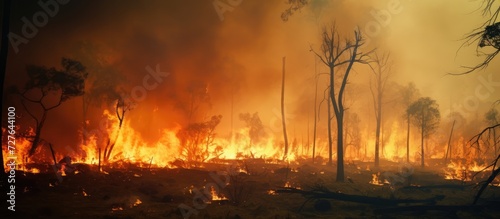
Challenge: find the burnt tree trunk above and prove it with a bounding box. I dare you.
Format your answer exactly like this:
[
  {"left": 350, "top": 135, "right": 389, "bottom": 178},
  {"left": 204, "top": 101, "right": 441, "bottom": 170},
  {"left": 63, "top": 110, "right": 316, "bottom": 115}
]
[{"left": 281, "top": 57, "right": 289, "bottom": 160}]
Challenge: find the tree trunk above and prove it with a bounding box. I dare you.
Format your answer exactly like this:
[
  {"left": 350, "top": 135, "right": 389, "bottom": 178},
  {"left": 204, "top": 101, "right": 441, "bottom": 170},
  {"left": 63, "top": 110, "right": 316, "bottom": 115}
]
[
  {"left": 374, "top": 68, "right": 383, "bottom": 167},
  {"left": 312, "top": 73, "right": 318, "bottom": 164},
  {"left": 336, "top": 112, "right": 345, "bottom": 181},
  {"left": 281, "top": 57, "right": 289, "bottom": 160},
  {"left": 406, "top": 114, "right": 410, "bottom": 162},
  {"left": 327, "top": 92, "right": 333, "bottom": 166},
  {"left": 420, "top": 122, "right": 425, "bottom": 168},
  {"left": 29, "top": 111, "right": 48, "bottom": 156}
]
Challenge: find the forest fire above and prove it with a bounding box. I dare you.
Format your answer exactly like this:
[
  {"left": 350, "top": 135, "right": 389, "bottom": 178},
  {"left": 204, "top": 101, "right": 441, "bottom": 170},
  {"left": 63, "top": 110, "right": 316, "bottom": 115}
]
[{"left": 2, "top": 0, "right": 500, "bottom": 218}]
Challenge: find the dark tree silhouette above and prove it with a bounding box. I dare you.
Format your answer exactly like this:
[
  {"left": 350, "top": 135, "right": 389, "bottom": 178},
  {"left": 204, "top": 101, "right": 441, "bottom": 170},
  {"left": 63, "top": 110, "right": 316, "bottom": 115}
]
[
  {"left": 485, "top": 107, "right": 499, "bottom": 156},
  {"left": 281, "top": 0, "right": 310, "bottom": 21},
  {"left": 401, "top": 82, "right": 420, "bottom": 162},
  {"left": 458, "top": 0, "right": 500, "bottom": 74},
  {"left": 407, "top": 97, "right": 440, "bottom": 168},
  {"left": 369, "top": 52, "right": 392, "bottom": 167},
  {"left": 311, "top": 24, "right": 372, "bottom": 182},
  {"left": 14, "top": 58, "right": 88, "bottom": 156}
]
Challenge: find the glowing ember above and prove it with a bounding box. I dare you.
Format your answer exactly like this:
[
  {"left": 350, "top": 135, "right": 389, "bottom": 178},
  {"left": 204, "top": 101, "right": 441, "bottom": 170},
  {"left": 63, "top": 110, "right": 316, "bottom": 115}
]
[
  {"left": 370, "top": 172, "right": 384, "bottom": 186},
  {"left": 133, "top": 198, "right": 142, "bottom": 207}
]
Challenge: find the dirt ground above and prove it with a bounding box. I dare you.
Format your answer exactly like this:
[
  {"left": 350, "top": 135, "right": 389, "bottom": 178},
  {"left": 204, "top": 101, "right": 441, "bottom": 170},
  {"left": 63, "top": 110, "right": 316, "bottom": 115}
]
[{"left": 2, "top": 159, "right": 500, "bottom": 219}]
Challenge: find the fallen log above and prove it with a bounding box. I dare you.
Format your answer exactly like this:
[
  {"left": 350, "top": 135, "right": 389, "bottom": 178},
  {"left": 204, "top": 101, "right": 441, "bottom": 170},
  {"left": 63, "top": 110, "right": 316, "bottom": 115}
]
[
  {"left": 275, "top": 187, "right": 444, "bottom": 206},
  {"left": 398, "top": 184, "right": 469, "bottom": 191},
  {"left": 373, "top": 204, "right": 485, "bottom": 215}
]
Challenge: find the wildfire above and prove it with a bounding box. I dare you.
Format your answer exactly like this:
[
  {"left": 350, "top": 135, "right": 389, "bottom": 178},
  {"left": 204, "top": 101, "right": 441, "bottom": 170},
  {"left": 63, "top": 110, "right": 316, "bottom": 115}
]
[{"left": 444, "top": 161, "right": 487, "bottom": 181}]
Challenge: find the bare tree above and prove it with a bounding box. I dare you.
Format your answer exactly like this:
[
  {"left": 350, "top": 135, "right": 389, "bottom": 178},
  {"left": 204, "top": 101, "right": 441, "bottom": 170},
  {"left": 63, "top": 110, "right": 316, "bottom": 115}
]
[
  {"left": 103, "top": 97, "right": 133, "bottom": 163},
  {"left": 311, "top": 24, "right": 372, "bottom": 182},
  {"left": 407, "top": 97, "right": 440, "bottom": 168},
  {"left": 369, "top": 52, "right": 392, "bottom": 167}
]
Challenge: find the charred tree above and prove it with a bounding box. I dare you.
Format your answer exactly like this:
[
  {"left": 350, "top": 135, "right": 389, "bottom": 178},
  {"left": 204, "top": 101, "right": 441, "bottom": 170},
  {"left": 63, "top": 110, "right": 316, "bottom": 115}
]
[
  {"left": 369, "top": 52, "right": 392, "bottom": 167},
  {"left": 103, "top": 98, "right": 130, "bottom": 162},
  {"left": 311, "top": 24, "right": 372, "bottom": 182},
  {"left": 281, "top": 57, "right": 289, "bottom": 160}
]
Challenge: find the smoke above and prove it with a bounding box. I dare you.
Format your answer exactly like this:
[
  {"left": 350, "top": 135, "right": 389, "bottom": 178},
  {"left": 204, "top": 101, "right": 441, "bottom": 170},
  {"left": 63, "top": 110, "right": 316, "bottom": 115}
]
[{"left": 3, "top": 0, "right": 499, "bottom": 153}]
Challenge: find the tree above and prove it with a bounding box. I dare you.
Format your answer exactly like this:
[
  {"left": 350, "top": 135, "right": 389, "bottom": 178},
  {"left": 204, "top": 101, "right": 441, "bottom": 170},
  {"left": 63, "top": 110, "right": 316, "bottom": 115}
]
[
  {"left": 176, "top": 115, "right": 222, "bottom": 165},
  {"left": 102, "top": 97, "right": 133, "bottom": 163},
  {"left": 485, "top": 107, "right": 499, "bottom": 156},
  {"left": 407, "top": 97, "right": 440, "bottom": 168},
  {"left": 369, "top": 52, "right": 392, "bottom": 167},
  {"left": 459, "top": 0, "right": 500, "bottom": 74},
  {"left": 401, "top": 82, "right": 420, "bottom": 162},
  {"left": 16, "top": 58, "right": 88, "bottom": 156},
  {"left": 281, "top": 0, "right": 310, "bottom": 21},
  {"left": 311, "top": 24, "right": 372, "bottom": 182},
  {"left": 239, "top": 112, "right": 267, "bottom": 147}
]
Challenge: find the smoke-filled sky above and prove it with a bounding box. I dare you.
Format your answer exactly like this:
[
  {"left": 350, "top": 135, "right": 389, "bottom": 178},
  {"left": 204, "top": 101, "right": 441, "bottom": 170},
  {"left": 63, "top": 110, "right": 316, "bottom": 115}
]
[{"left": 2, "top": 0, "right": 499, "bottom": 150}]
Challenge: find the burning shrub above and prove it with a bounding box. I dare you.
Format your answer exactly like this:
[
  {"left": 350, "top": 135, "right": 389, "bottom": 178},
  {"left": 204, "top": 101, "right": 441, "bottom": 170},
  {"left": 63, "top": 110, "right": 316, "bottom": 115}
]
[{"left": 176, "top": 115, "right": 222, "bottom": 165}]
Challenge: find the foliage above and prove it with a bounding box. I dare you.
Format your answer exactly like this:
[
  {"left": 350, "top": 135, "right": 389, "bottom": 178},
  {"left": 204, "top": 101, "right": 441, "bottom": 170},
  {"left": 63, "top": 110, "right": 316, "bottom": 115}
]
[
  {"left": 17, "top": 58, "right": 88, "bottom": 156},
  {"left": 239, "top": 112, "right": 267, "bottom": 146},
  {"left": 176, "top": 115, "right": 222, "bottom": 164},
  {"left": 407, "top": 97, "right": 440, "bottom": 137}
]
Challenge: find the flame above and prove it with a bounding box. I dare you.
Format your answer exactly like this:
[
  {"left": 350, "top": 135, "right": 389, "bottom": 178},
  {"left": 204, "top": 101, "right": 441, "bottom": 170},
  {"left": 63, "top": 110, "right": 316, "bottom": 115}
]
[
  {"left": 444, "top": 160, "right": 487, "bottom": 181},
  {"left": 210, "top": 186, "right": 227, "bottom": 201},
  {"left": 370, "top": 172, "right": 384, "bottom": 186},
  {"left": 133, "top": 198, "right": 142, "bottom": 207}
]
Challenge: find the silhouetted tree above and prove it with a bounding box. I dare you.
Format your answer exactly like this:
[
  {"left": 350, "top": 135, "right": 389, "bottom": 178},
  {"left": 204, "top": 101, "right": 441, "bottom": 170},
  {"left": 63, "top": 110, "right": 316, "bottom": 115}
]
[
  {"left": 311, "top": 24, "right": 372, "bottom": 182},
  {"left": 369, "top": 52, "right": 392, "bottom": 167},
  {"left": 459, "top": 0, "right": 500, "bottom": 74},
  {"left": 407, "top": 97, "right": 440, "bottom": 168},
  {"left": 485, "top": 107, "right": 499, "bottom": 156},
  {"left": 401, "top": 82, "right": 420, "bottom": 162},
  {"left": 15, "top": 58, "right": 88, "bottom": 156}
]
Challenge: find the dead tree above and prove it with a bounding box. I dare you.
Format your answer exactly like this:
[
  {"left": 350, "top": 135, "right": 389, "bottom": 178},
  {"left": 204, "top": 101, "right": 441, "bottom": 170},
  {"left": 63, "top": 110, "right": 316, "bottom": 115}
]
[
  {"left": 311, "top": 24, "right": 372, "bottom": 182},
  {"left": 103, "top": 98, "right": 131, "bottom": 162},
  {"left": 369, "top": 52, "right": 392, "bottom": 167},
  {"left": 469, "top": 124, "right": 500, "bottom": 204},
  {"left": 281, "top": 57, "right": 289, "bottom": 160}
]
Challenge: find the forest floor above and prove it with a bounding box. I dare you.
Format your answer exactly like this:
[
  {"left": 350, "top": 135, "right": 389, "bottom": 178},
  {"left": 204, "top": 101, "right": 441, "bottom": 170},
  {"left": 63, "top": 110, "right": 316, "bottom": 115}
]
[{"left": 2, "top": 159, "right": 500, "bottom": 219}]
